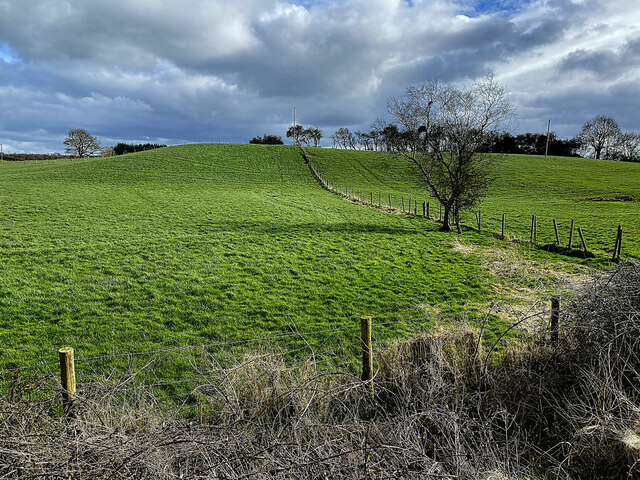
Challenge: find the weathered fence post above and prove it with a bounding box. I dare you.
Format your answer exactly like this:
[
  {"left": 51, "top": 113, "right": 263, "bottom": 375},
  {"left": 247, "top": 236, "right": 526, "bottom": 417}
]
[
  {"left": 388, "top": 194, "right": 391, "bottom": 209},
  {"left": 423, "top": 201, "right": 426, "bottom": 217},
  {"left": 370, "top": 192, "right": 373, "bottom": 205},
  {"left": 578, "top": 228, "right": 588, "bottom": 255},
  {"left": 360, "top": 317, "right": 373, "bottom": 382},
  {"left": 553, "top": 219, "right": 560, "bottom": 245},
  {"left": 530, "top": 215, "right": 535, "bottom": 242},
  {"left": 501, "top": 213, "right": 505, "bottom": 239},
  {"left": 477, "top": 210, "right": 482, "bottom": 231},
  {"left": 550, "top": 297, "right": 560, "bottom": 343},
  {"left": 427, "top": 201, "right": 430, "bottom": 219},
  {"left": 402, "top": 196, "right": 405, "bottom": 213},
  {"left": 568, "top": 220, "right": 574, "bottom": 249},
  {"left": 612, "top": 225, "right": 622, "bottom": 261},
  {"left": 414, "top": 202, "right": 417, "bottom": 215},
  {"left": 59, "top": 347, "right": 77, "bottom": 418}
]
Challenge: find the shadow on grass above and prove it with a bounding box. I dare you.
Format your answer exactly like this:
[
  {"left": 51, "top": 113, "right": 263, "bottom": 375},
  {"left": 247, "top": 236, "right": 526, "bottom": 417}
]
[
  {"left": 194, "top": 220, "right": 447, "bottom": 236},
  {"left": 540, "top": 243, "right": 597, "bottom": 258}
]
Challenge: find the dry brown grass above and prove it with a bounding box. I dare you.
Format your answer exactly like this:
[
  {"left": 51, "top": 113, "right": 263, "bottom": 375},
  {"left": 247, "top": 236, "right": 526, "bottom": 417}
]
[{"left": 0, "top": 261, "right": 638, "bottom": 479}]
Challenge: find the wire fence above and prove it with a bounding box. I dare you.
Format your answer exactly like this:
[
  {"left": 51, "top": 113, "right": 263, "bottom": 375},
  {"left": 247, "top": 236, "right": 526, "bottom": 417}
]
[
  {"left": 300, "top": 147, "right": 630, "bottom": 261},
  {"left": 0, "top": 297, "right": 572, "bottom": 413}
]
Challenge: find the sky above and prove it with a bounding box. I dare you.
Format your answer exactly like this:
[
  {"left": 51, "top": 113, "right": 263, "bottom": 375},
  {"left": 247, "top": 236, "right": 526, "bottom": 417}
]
[{"left": 1, "top": 0, "right": 639, "bottom": 153}]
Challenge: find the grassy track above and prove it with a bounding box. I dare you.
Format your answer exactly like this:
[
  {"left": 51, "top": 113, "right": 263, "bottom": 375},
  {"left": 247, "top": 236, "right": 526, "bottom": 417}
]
[
  {"left": 305, "top": 148, "right": 640, "bottom": 259},
  {"left": 1, "top": 145, "right": 491, "bottom": 370}
]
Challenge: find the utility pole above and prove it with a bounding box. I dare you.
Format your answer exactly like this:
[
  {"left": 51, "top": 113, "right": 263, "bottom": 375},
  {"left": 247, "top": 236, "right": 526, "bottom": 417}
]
[
  {"left": 545, "top": 119, "right": 551, "bottom": 159},
  {"left": 293, "top": 107, "right": 297, "bottom": 146}
]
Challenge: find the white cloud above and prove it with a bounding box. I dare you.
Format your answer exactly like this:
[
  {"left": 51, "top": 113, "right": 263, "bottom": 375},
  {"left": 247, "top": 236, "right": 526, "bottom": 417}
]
[{"left": 0, "top": 0, "right": 639, "bottom": 150}]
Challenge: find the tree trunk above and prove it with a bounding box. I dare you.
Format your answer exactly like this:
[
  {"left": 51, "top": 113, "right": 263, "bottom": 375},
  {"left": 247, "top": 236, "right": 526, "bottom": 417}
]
[
  {"left": 455, "top": 214, "right": 462, "bottom": 234},
  {"left": 440, "top": 205, "right": 452, "bottom": 232}
]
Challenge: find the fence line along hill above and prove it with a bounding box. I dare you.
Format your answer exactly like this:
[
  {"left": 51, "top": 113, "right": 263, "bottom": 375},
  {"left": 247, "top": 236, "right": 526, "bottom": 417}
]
[{"left": 305, "top": 147, "right": 640, "bottom": 258}]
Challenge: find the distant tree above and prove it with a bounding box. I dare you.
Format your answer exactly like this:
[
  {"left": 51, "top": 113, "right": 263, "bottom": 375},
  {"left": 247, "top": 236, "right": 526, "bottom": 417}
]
[
  {"left": 578, "top": 115, "right": 621, "bottom": 159},
  {"left": 249, "top": 134, "right": 283, "bottom": 145},
  {"left": 355, "top": 130, "right": 373, "bottom": 150},
  {"left": 299, "top": 128, "right": 312, "bottom": 147},
  {"left": 286, "top": 125, "right": 303, "bottom": 145},
  {"left": 330, "top": 132, "right": 338, "bottom": 148},
  {"left": 480, "top": 131, "right": 581, "bottom": 157},
  {"left": 334, "top": 127, "right": 355, "bottom": 149},
  {"left": 613, "top": 132, "right": 640, "bottom": 162},
  {"left": 386, "top": 74, "right": 513, "bottom": 232},
  {"left": 380, "top": 124, "right": 402, "bottom": 152},
  {"left": 63, "top": 129, "right": 101, "bottom": 158},
  {"left": 113, "top": 143, "right": 167, "bottom": 155},
  {"left": 307, "top": 127, "right": 323, "bottom": 147},
  {"left": 262, "top": 134, "right": 284, "bottom": 145},
  {"left": 101, "top": 146, "right": 116, "bottom": 157}
]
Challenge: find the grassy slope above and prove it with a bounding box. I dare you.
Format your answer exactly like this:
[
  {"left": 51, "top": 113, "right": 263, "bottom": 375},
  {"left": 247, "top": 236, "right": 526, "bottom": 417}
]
[
  {"left": 305, "top": 148, "right": 640, "bottom": 259},
  {"left": 0, "top": 145, "right": 490, "bottom": 369}
]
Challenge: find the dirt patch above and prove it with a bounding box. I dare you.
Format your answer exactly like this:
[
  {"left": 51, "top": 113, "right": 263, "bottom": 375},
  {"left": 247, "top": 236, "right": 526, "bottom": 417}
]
[{"left": 450, "top": 238, "right": 592, "bottom": 326}]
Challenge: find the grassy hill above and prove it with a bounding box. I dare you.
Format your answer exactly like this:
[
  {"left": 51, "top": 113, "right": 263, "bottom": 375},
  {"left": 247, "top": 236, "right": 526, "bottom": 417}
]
[
  {"left": 2, "top": 145, "right": 639, "bottom": 478},
  {"left": 305, "top": 148, "right": 640, "bottom": 258},
  {"left": 1, "top": 144, "right": 638, "bottom": 375},
  {"left": 1, "top": 144, "right": 492, "bottom": 370}
]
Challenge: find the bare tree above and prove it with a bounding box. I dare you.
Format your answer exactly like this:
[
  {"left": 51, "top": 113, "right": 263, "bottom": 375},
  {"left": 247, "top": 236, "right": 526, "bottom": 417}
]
[
  {"left": 63, "top": 129, "right": 101, "bottom": 158},
  {"left": 334, "top": 127, "right": 355, "bottom": 149},
  {"left": 310, "top": 127, "right": 323, "bottom": 147},
  {"left": 613, "top": 132, "right": 640, "bottom": 162},
  {"left": 101, "top": 146, "right": 116, "bottom": 157},
  {"left": 387, "top": 74, "right": 513, "bottom": 232},
  {"left": 578, "top": 115, "right": 621, "bottom": 160}
]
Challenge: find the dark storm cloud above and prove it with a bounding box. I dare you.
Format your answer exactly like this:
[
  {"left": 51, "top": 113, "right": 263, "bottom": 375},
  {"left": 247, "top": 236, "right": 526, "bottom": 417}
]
[
  {"left": 560, "top": 38, "right": 640, "bottom": 79},
  {"left": 0, "top": 0, "right": 638, "bottom": 152}
]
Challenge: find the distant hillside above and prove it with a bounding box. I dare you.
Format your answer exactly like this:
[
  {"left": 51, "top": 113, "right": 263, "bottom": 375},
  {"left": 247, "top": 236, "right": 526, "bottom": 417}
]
[{"left": 306, "top": 148, "right": 640, "bottom": 258}]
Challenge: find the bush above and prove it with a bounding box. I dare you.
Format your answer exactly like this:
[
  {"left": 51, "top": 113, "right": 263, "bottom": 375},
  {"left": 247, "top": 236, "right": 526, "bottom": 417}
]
[
  {"left": 113, "top": 143, "right": 167, "bottom": 155},
  {"left": 249, "top": 134, "right": 283, "bottom": 145}
]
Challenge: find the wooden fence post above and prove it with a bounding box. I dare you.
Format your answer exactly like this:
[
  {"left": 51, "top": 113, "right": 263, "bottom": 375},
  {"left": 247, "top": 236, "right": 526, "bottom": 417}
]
[
  {"left": 379, "top": 192, "right": 381, "bottom": 207},
  {"left": 612, "top": 225, "right": 622, "bottom": 261},
  {"left": 414, "top": 202, "right": 417, "bottom": 215},
  {"left": 550, "top": 297, "right": 560, "bottom": 343},
  {"left": 501, "top": 213, "right": 505, "bottom": 239},
  {"left": 422, "top": 202, "right": 426, "bottom": 217},
  {"left": 530, "top": 215, "right": 535, "bottom": 242},
  {"left": 59, "top": 347, "right": 77, "bottom": 418},
  {"left": 427, "top": 201, "right": 430, "bottom": 219},
  {"left": 388, "top": 194, "right": 391, "bottom": 208},
  {"left": 360, "top": 317, "right": 373, "bottom": 382},
  {"left": 553, "top": 219, "right": 560, "bottom": 245},
  {"left": 477, "top": 210, "right": 482, "bottom": 231},
  {"left": 568, "top": 220, "right": 574, "bottom": 248},
  {"left": 370, "top": 192, "right": 373, "bottom": 205},
  {"left": 578, "top": 228, "right": 588, "bottom": 255},
  {"left": 402, "top": 196, "right": 405, "bottom": 213}
]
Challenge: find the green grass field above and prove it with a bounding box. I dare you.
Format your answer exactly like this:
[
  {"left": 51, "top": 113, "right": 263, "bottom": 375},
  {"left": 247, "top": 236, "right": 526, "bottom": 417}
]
[
  {"left": 0, "top": 145, "right": 492, "bottom": 371},
  {"left": 1, "top": 144, "right": 638, "bottom": 379},
  {"left": 305, "top": 148, "right": 640, "bottom": 258}
]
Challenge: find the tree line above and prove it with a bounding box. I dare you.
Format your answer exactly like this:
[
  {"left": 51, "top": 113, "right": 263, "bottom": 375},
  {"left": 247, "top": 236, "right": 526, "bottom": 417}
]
[{"left": 329, "top": 115, "right": 640, "bottom": 162}]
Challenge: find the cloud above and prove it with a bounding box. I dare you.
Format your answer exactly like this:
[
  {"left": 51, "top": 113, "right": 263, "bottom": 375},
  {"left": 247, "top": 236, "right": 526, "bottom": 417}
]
[{"left": 0, "top": 0, "right": 639, "bottom": 151}]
